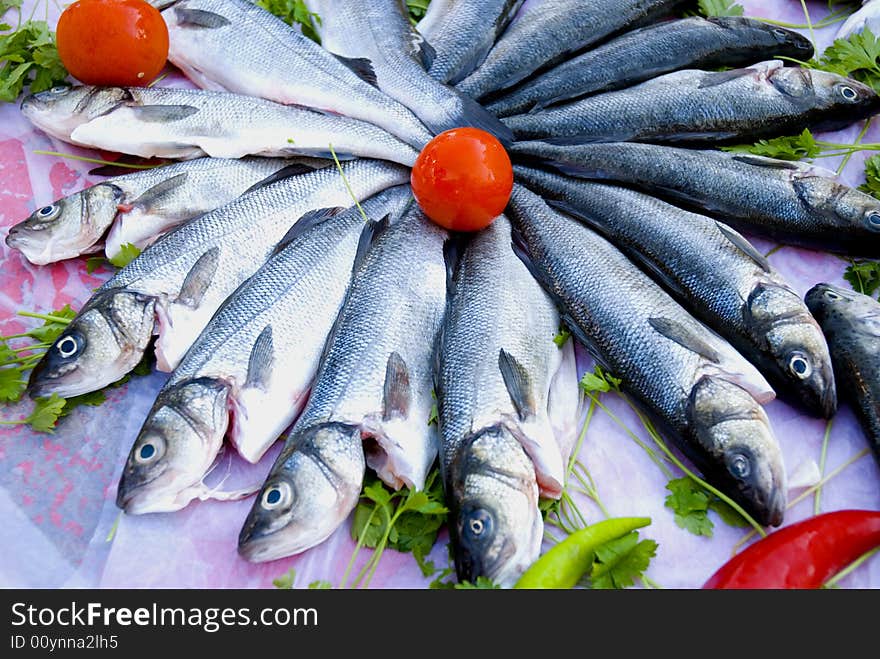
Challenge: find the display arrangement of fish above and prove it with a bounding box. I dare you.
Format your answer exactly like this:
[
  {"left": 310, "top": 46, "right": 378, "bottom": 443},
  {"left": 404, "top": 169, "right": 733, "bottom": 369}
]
[{"left": 7, "top": 0, "right": 880, "bottom": 589}]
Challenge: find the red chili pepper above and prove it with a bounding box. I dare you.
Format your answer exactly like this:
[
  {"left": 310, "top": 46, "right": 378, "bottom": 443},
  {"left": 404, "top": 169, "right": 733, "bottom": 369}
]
[{"left": 703, "top": 509, "right": 880, "bottom": 589}]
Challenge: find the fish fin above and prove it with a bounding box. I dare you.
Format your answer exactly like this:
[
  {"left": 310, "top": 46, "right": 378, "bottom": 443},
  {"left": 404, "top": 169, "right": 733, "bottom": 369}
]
[
  {"left": 417, "top": 38, "right": 437, "bottom": 71},
  {"left": 428, "top": 92, "right": 515, "bottom": 146},
  {"left": 382, "top": 351, "right": 412, "bottom": 421},
  {"left": 130, "top": 105, "right": 201, "bottom": 123},
  {"left": 241, "top": 163, "right": 318, "bottom": 195},
  {"left": 245, "top": 325, "right": 274, "bottom": 391},
  {"left": 351, "top": 213, "right": 391, "bottom": 276},
  {"left": 648, "top": 317, "right": 722, "bottom": 363},
  {"left": 178, "top": 247, "right": 220, "bottom": 308},
  {"left": 730, "top": 154, "right": 800, "bottom": 170},
  {"left": 269, "top": 206, "right": 345, "bottom": 258},
  {"left": 129, "top": 172, "right": 189, "bottom": 214},
  {"left": 498, "top": 349, "right": 537, "bottom": 421},
  {"left": 334, "top": 55, "right": 379, "bottom": 87},
  {"left": 173, "top": 7, "right": 232, "bottom": 28},
  {"left": 292, "top": 149, "right": 357, "bottom": 161},
  {"left": 716, "top": 222, "right": 771, "bottom": 272},
  {"left": 542, "top": 135, "right": 626, "bottom": 146},
  {"left": 697, "top": 68, "right": 753, "bottom": 89},
  {"left": 443, "top": 232, "right": 465, "bottom": 292}
]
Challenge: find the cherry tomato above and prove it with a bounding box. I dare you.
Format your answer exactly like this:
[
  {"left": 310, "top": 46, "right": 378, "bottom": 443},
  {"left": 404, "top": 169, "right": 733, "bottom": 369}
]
[
  {"left": 56, "top": 0, "right": 169, "bottom": 87},
  {"left": 410, "top": 127, "right": 513, "bottom": 232}
]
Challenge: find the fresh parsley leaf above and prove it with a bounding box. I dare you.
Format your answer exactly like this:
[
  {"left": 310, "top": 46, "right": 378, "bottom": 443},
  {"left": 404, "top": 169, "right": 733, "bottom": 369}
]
[
  {"left": 721, "top": 129, "right": 821, "bottom": 161},
  {"left": 0, "top": 19, "right": 68, "bottom": 103},
  {"left": 272, "top": 567, "right": 297, "bottom": 589},
  {"left": 665, "top": 477, "right": 714, "bottom": 536},
  {"left": 26, "top": 393, "right": 66, "bottom": 433},
  {"left": 23, "top": 304, "right": 75, "bottom": 343},
  {"left": 428, "top": 565, "right": 456, "bottom": 589},
  {"left": 860, "top": 154, "right": 880, "bottom": 199},
  {"left": 844, "top": 259, "right": 880, "bottom": 298},
  {"left": 578, "top": 365, "right": 622, "bottom": 394},
  {"left": 707, "top": 498, "right": 750, "bottom": 528},
  {"left": 413, "top": 548, "right": 437, "bottom": 578},
  {"left": 108, "top": 243, "right": 141, "bottom": 269},
  {"left": 695, "top": 0, "right": 744, "bottom": 17},
  {"left": 85, "top": 256, "right": 109, "bottom": 274},
  {"left": 427, "top": 389, "right": 438, "bottom": 427},
  {"left": 308, "top": 580, "right": 332, "bottom": 589},
  {"left": 589, "top": 531, "right": 658, "bottom": 590},
  {"left": 816, "top": 26, "right": 880, "bottom": 92},
  {"left": 407, "top": 0, "right": 431, "bottom": 21},
  {"left": 59, "top": 390, "right": 107, "bottom": 418},
  {"left": 454, "top": 576, "right": 500, "bottom": 589},
  {"left": 553, "top": 326, "right": 571, "bottom": 348},
  {"left": 0, "top": 366, "right": 26, "bottom": 402},
  {"left": 257, "top": 0, "right": 322, "bottom": 43}
]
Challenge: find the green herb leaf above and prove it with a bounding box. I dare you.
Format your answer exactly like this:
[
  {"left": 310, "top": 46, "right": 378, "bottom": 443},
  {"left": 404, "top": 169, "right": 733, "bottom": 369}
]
[
  {"left": 26, "top": 393, "right": 66, "bottom": 433},
  {"left": 665, "top": 477, "right": 714, "bottom": 536},
  {"left": 553, "top": 326, "right": 571, "bottom": 348},
  {"left": 844, "top": 259, "right": 880, "bottom": 298},
  {"left": 589, "top": 532, "right": 658, "bottom": 589},
  {"left": 23, "top": 304, "right": 76, "bottom": 343},
  {"left": 816, "top": 26, "right": 880, "bottom": 92},
  {"left": 406, "top": 0, "right": 431, "bottom": 21},
  {"left": 454, "top": 576, "right": 500, "bottom": 589},
  {"left": 308, "top": 580, "right": 332, "bottom": 589},
  {"left": 578, "top": 365, "right": 622, "bottom": 394},
  {"left": 0, "top": 19, "right": 68, "bottom": 103},
  {"left": 859, "top": 154, "right": 880, "bottom": 198},
  {"left": 427, "top": 389, "right": 438, "bottom": 427},
  {"left": 721, "top": 129, "right": 821, "bottom": 161},
  {"left": 272, "top": 567, "right": 297, "bottom": 589},
  {"left": 696, "top": 0, "right": 744, "bottom": 17},
  {"left": 257, "top": 0, "right": 322, "bottom": 43},
  {"left": 85, "top": 256, "right": 109, "bottom": 274},
  {"left": 0, "top": 366, "right": 26, "bottom": 402},
  {"left": 108, "top": 243, "right": 141, "bottom": 269},
  {"left": 707, "top": 498, "right": 751, "bottom": 528},
  {"left": 59, "top": 390, "right": 107, "bottom": 418}
]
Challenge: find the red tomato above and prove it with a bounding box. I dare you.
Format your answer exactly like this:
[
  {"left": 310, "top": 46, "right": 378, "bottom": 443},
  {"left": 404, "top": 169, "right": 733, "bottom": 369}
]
[
  {"left": 56, "top": 0, "right": 169, "bottom": 87},
  {"left": 410, "top": 128, "right": 513, "bottom": 232}
]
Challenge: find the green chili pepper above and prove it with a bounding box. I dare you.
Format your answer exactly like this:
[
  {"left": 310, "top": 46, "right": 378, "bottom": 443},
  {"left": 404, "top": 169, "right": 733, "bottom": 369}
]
[{"left": 514, "top": 516, "right": 652, "bottom": 589}]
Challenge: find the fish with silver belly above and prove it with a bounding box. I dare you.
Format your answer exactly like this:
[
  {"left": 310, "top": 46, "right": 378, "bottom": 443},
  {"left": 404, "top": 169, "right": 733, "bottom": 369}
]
[
  {"left": 307, "top": 0, "right": 512, "bottom": 143},
  {"left": 486, "top": 16, "right": 813, "bottom": 117},
  {"left": 511, "top": 141, "right": 880, "bottom": 256},
  {"left": 507, "top": 184, "right": 787, "bottom": 527},
  {"left": 515, "top": 166, "right": 836, "bottom": 419},
  {"left": 456, "top": 0, "right": 686, "bottom": 100},
  {"left": 414, "top": 0, "right": 523, "bottom": 84},
  {"left": 435, "top": 215, "right": 580, "bottom": 586},
  {"left": 806, "top": 283, "right": 880, "bottom": 469},
  {"left": 26, "top": 160, "right": 409, "bottom": 400},
  {"left": 238, "top": 204, "right": 448, "bottom": 563},
  {"left": 20, "top": 85, "right": 420, "bottom": 166},
  {"left": 502, "top": 61, "right": 880, "bottom": 145},
  {"left": 6, "top": 156, "right": 325, "bottom": 265},
  {"left": 161, "top": 0, "right": 432, "bottom": 148},
  {"left": 116, "top": 188, "right": 411, "bottom": 515}
]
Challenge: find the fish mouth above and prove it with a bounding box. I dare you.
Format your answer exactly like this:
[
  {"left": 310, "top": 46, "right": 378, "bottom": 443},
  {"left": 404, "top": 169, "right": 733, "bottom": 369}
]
[
  {"left": 237, "top": 524, "right": 319, "bottom": 564},
  {"left": 26, "top": 359, "right": 81, "bottom": 399}
]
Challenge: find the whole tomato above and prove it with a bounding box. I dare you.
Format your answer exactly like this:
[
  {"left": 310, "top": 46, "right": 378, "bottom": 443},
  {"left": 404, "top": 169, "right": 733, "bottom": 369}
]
[{"left": 56, "top": 0, "right": 169, "bottom": 87}]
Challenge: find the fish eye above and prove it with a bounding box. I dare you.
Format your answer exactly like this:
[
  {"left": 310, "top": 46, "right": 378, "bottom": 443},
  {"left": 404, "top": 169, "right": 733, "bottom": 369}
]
[
  {"left": 260, "top": 482, "right": 291, "bottom": 511},
  {"left": 56, "top": 335, "right": 81, "bottom": 359},
  {"left": 49, "top": 85, "right": 69, "bottom": 95},
  {"left": 134, "top": 437, "right": 164, "bottom": 464},
  {"left": 728, "top": 453, "right": 751, "bottom": 480},
  {"left": 866, "top": 211, "right": 880, "bottom": 229},
  {"left": 839, "top": 85, "right": 859, "bottom": 101},
  {"left": 824, "top": 290, "right": 841, "bottom": 301},
  {"left": 462, "top": 508, "right": 493, "bottom": 542},
  {"left": 772, "top": 28, "right": 788, "bottom": 39},
  {"left": 36, "top": 205, "right": 60, "bottom": 220},
  {"left": 788, "top": 353, "right": 812, "bottom": 379}
]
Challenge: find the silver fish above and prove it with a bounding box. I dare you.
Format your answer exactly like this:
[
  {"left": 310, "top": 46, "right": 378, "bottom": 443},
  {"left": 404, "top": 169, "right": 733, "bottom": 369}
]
[
  {"left": 486, "top": 17, "right": 814, "bottom": 117},
  {"left": 515, "top": 166, "right": 836, "bottom": 418},
  {"left": 503, "top": 61, "right": 880, "bottom": 145},
  {"left": 511, "top": 140, "right": 880, "bottom": 256},
  {"left": 239, "top": 203, "right": 449, "bottom": 563},
  {"left": 161, "top": 0, "right": 433, "bottom": 148},
  {"left": 115, "top": 188, "right": 411, "bottom": 514},
  {"left": 310, "top": 0, "right": 513, "bottom": 143},
  {"left": 805, "top": 283, "right": 880, "bottom": 468},
  {"left": 415, "top": 0, "right": 523, "bottom": 84},
  {"left": 507, "top": 184, "right": 787, "bottom": 527},
  {"left": 27, "top": 160, "right": 409, "bottom": 399},
  {"left": 456, "top": 0, "right": 685, "bottom": 100},
  {"left": 5, "top": 156, "right": 323, "bottom": 265},
  {"left": 436, "top": 215, "right": 580, "bottom": 586},
  {"left": 20, "top": 85, "right": 420, "bottom": 166}
]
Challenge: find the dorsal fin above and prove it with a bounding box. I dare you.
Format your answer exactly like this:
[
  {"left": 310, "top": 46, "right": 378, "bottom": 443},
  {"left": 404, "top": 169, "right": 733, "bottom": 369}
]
[
  {"left": 269, "top": 207, "right": 345, "bottom": 258},
  {"left": 715, "top": 222, "right": 770, "bottom": 272},
  {"left": 648, "top": 317, "right": 722, "bottom": 363},
  {"left": 498, "top": 349, "right": 536, "bottom": 421},
  {"left": 334, "top": 55, "right": 379, "bottom": 87},
  {"left": 130, "top": 173, "right": 189, "bottom": 214},
  {"left": 417, "top": 38, "right": 437, "bottom": 71},
  {"left": 351, "top": 213, "right": 391, "bottom": 277},
  {"left": 178, "top": 247, "right": 220, "bottom": 308},
  {"left": 382, "top": 352, "right": 412, "bottom": 421},
  {"left": 730, "top": 154, "right": 800, "bottom": 170},
  {"left": 245, "top": 325, "right": 274, "bottom": 390},
  {"left": 173, "top": 7, "right": 232, "bottom": 29},
  {"left": 241, "top": 163, "right": 316, "bottom": 196},
  {"left": 130, "top": 105, "right": 200, "bottom": 122},
  {"left": 697, "top": 68, "right": 752, "bottom": 89}
]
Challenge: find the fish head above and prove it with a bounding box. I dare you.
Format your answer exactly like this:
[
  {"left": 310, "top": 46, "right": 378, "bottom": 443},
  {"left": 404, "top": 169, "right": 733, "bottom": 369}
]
[
  {"left": 746, "top": 283, "right": 837, "bottom": 417},
  {"left": 27, "top": 289, "right": 156, "bottom": 399},
  {"left": 791, "top": 174, "right": 880, "bottom": 240},
  {"left": 772, "top": 68, "right": 880, "bottom": 120},
  {"left": 687, "top": 376, "right": 787, "bottom": 527},
  {"left": 712, "top": 17, "right": 814, "bottom": 58},
  {"left": 21, "top": 85, "right": 133, "bottom": 141},
  {"left": 806, "top": 282, "right": 879, "bottom": 327},
  {"left": 448, "top": 424, "right": 543, "bottom": 588},
  {"left": 116, "top": 377, "right": 231, "bottom": 514},
  {"left": 238, "top": 422, "right": 366, "bottom": 563},
  {"left": 5, "top": 184, "right": 124, "bottom": 265}
]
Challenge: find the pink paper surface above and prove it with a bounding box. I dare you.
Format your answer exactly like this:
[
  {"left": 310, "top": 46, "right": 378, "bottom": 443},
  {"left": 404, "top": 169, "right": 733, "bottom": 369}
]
[{"left": 1, "top": 0, "right": 878, "bottom": 590}]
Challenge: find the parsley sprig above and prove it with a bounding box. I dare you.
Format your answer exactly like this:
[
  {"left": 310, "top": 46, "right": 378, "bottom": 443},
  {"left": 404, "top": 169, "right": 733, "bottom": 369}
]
[{"left": 0, "top": 1, "right": 68, "bottom": 103}]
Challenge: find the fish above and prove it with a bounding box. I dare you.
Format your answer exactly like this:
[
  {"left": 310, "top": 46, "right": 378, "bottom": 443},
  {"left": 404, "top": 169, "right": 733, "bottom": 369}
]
[
  {"left": 805, "top": 283, "right": 880, "bottom": 468},
  {"left": 836, "top": 0, "right": 880, "bottom": 40},
  {"left": 502, "top": 60, "right": 880, "bottom": 145},
  {"left": 515, "top": 166, "right": 837, "bottom": 418},
  {"left": 161, "top": 0, "right": 433, "bottom": 149},
  {"left": 5, "top": 156, "right": 325, "bottom": 265},
  {"left": 27, "top": 159, "right": 409, "bottom": 399},
  {"left": 435, "top": 215, "right": 580, "bottom": 586},
  {"left": 308, "top": 0, "right": 513, "bottom": 143},
  {"left": 20, "top": 85, "right": 420, "bottom": 166},
  {"left": 415, "top": 0, "right": 523, "bottom": 84},
  {"left": 486, "top": 16, "right": 814, "bottom": 117},
  {"left": 507, "top": 184, "right": 787, "bottom": 527},
  {"left": 456, "top": 0, "right": 686, "bottom": 100},
  {"left": 238, "top": 203, "right": 449, "bottom": 563},
  {"left": 115, "top": 188, "right": 411, "bottom": 515},
  {"left": 511, "top": 140, "right": 880, "bottom": 256}
]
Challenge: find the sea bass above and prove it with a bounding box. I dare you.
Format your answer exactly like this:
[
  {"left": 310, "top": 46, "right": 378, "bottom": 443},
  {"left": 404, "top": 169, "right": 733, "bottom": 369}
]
[
  {"left": 20, "top": 85, "right": 420, "bottom": 166},
  {"left": 806, "top": 283, "right": 880, "bottom": 468},
  {"left": 502, "top": 61, "right": 880, "bottom": 145},
  {"left": 238, "top": 204, "right": 449, "bottom": 563},
  {"left": 5, "top": 156, "right": 324, "bottom": 265},
  {"left": 27, "top": 159, "right": 409, "bottom": 399},
  {"left": 161, "top": 0, "right": 433, "bottom": 148},
  {"left": 507, "top": 184, "right": 787, "bottom": 527},
  {"left": 511, "top": 140, "right": 880, "bottom": 255},
  {"left": 515, "top": 166, "right": 836, "bottom": 419},
  {"left": 456, "top": 0, "right": 685, "bottom": 100},
  {"left": 307, "top": 0, "right": 512, "bottom": 143},
  {"left": 115, "top": 188, "right": 411, "bottom": 515},
  {"left": 436, "top": 215, "right": 580, "bottom": 586},
  {"left": 486, "top": 17, "right": 813, "bottom": 117}
]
